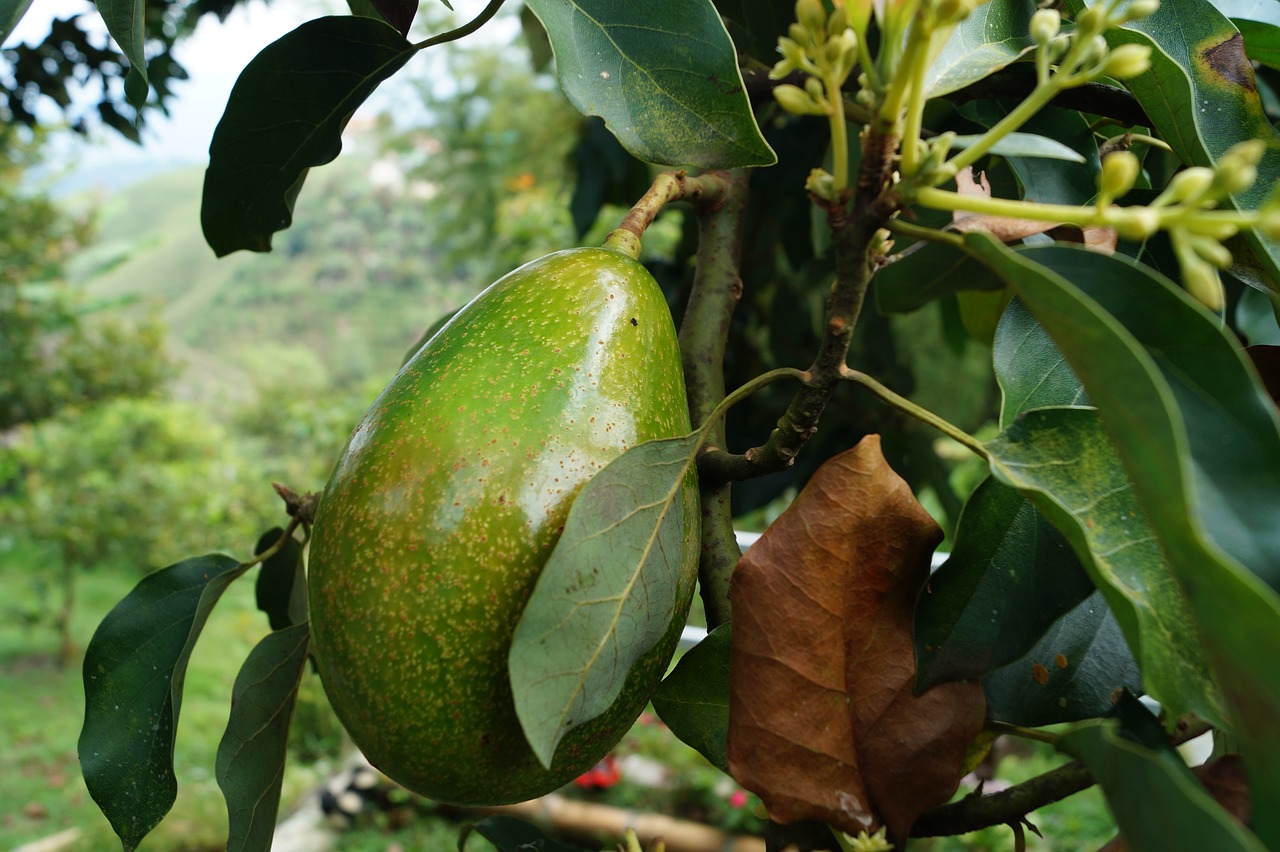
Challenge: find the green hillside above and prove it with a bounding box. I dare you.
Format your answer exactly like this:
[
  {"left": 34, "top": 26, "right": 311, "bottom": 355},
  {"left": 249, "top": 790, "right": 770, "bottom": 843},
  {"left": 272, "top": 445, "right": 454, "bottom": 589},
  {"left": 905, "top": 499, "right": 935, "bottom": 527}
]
[{"left": 68, "top": 153, "right": 479, "bottom": 402}]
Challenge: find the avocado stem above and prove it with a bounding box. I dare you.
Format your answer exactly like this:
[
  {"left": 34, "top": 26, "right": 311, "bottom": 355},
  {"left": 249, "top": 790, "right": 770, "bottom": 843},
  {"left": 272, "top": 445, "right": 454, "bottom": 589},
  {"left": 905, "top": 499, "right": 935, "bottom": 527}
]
[{"left": 606, "top": 172, "right": 732, "bottom": 257}]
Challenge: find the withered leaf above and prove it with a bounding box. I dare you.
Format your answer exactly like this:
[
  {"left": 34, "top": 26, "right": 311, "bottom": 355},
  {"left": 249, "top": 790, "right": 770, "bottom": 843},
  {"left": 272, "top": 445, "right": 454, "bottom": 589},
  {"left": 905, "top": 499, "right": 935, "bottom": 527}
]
[
  {"left": 727, "top": 436, "right": 986, "bottom": 842},
  {"left": 951, "top": 167, "right": 1062, "bottom": 242}
]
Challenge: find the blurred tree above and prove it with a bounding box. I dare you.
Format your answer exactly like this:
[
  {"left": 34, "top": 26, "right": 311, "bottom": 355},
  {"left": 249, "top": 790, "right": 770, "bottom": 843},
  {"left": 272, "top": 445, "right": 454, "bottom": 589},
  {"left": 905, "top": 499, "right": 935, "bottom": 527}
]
[{"left": 0, "top": 124, "right": 172, "bottom": 429}]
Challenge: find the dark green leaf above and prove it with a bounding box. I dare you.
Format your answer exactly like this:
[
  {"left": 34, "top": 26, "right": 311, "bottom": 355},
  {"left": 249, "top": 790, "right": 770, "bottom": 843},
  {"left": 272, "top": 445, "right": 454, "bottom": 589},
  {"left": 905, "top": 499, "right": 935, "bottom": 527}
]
[
  {"left": 924, "top": 0, "right": 1036, "bottom": 97},
  {"left": 1059, "top": 714, "right": 1266, "bottom": 851},
  {"left": 201, "top": 17, "right": 414, "bottom": 256},
  {"left": 368, "top": 0, "right": 415, "bottom": 36},
  {"left": 983, "top": 590, "right": 1140, "bottom": 725},
  {"left": 216, "top": 623, "right": 311, "bottom": 852},
  {"left": 524, "top": 0, "right": 776, "bottom": 168},
  {"left": 969, "top": 234, "right": 1280, "bottom": 847},
  {"left": 0, "top": 0, "right": 34, "bottom": 45},
  {"left": 509, "top": 434, "right": 701, "bottom": 768},
  {"left": 1235, "top": 18, "right": 1280, "bottom": 69},
  {"left": 874, "top": 220, "right": 1001, "bottom": 315},
  {"left": 79, "top": 554, "right": 249, "bottom": 850},
  {"left": 653, "top": 623, "right": 732, "bottom": 774},
  {"left": 712, "top": 0, "right": 793, "bottom": 60},
  {"left": 1064, "top": 0, "right": 1280, "bottom": 289},
  {"left": 915, "top": 477, "right": 1093, "bottom": 690},
  {"left": 993, "top": 298, "right": 1087, "bottom": 428},
  {"left": 458, "top": 815, "right": 589, "bottom": 851},
  {"left": 519, "top": 4, "right": 554, "bottom": 72},
  {"left": 94, "top": 0, "right": 148, "bottom": 106},
  {"left": 254, "top": 528, "right": 307, "bottom": 631}
]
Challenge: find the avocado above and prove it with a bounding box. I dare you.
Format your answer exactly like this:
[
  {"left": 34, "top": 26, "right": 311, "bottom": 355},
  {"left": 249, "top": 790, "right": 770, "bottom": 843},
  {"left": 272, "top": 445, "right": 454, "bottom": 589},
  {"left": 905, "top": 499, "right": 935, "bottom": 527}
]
[{"left": 307, "top": 246, "right": 698, "bottom": 804}]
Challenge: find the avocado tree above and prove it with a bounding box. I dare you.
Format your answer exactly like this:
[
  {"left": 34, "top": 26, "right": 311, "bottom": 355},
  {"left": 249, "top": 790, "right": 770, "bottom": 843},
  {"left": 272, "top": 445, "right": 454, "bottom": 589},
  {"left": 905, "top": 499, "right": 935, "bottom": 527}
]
[{"left": 63, "top": 0, "right": 1280, "bottom": 849}]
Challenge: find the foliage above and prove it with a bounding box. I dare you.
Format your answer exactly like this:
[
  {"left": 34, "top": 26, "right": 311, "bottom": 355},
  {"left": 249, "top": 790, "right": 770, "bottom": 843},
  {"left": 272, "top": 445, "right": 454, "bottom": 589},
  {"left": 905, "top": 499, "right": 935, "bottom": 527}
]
[
  {"left": 0, "top": 126, "right": 172, "bottom": 429},
  {"left": 64, "top": 0, "right": 1280, "bottom": 850}
]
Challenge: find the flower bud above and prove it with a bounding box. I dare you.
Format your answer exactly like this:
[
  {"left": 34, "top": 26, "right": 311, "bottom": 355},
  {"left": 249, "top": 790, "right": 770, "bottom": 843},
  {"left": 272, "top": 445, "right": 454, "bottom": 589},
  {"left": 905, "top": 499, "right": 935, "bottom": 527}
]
[
  {"left": 1166, "top": 166, "right": 1215, "bottom": 204},
  {"left": 789, "top": 22, "right": 810, "bottom": 45},
  {"left": 796, "top": 0, "right": 826, "bottom": 34},
  {"left": 1121, "top": 0, "right": 1160, "bottom": 22},
  {"left": 1100, "top": 43, "right": 1152, "bottom": 79},
  {"left": 1098, "top": 150, "right": 1140, "bottom": 200},
  {"left": 1030, "top": 9, "right": 1061, "bottom": 44},
  {"left": 805, "top": 167, "right": 837, "bottom": 201},
  {"left": 1185, "top": 218, "right": 1240, "bottom": 241},
  {"left": 1214, "top": 139, "right": 1265, "bottom": 194},
  {"left": 1189, "top": 234, "right": 1233, "bottom": 268},
  {"left": 805, "top": 75, "right": 826, "bottom": 100},
  {"left": 1114, "top": 208, "right": 1160, "bottom": 240},
  {"left": 1076, "top": 5, "right": 1108, "bottom": 35},
  {"left": 829, "top": 7, "right": 849, "bottom": 35},
  {"left": 1181, "top": 256, "right": 1225, "bottom": 311},
  {"left": 774, "top": 83, "right": 827, "bottom": 115}
]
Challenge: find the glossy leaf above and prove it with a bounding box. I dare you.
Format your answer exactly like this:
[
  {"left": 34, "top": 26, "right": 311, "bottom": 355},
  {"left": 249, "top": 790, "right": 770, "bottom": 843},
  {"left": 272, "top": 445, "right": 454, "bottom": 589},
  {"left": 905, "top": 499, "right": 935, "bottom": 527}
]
[
  {"left": 950, "top": 131, "right": 1087, "bottom": 164},
  {"left": 994, "top": 298, "right": 1087, "bottom": 428},
  {"left": 458, "top": 815, "right": 589, "bottom": 851},
  {"left": 216, "top": 622, "right": 311, "bottom": 852},
  {"left": 729, "top": 437, "right": 983, "bottom": 841},
  {"left": 94, "top": 0, "right": 148, "bottom": 105},
  {"left": 253, "top": 527, "right": 307, "bottom": 631},
  {"left": 653, "top": 623, "right": 732, "bottom": 773},
  {"left": 924, "top": 0, "right": 1036, "bottom": 97},
  {"left": 524, "top": 0, "right": 776, "bottom": 168},
  {"left": 1060, "top": 714, "right": 1266, "bottom": 851},
  {"left": 969, "top": 234, "right": 1280, "bottom": 846},
  {"left": 201, "top": 17, "right": 414, "bottom": 256},
  {"left": 1066, "top": 0, "right": 1280, "bottom": 287},
  {"left": 79, "top": 554, "right": 249, "bottom": 850},
  {"left": 958, "top": 104, "right": 1100, "bottom": 205},
  {"left": 509, "top": 433, "right": 700, "bottom": 769},
  {"left": 986, "top": 406, "right": 1227, "bottom": 727},
  {"left": 983, "top": 589, "right": 1141, "bottom": 725},
  {"left": 915, "top": 477, "right": 1094, "bottom": 690}
]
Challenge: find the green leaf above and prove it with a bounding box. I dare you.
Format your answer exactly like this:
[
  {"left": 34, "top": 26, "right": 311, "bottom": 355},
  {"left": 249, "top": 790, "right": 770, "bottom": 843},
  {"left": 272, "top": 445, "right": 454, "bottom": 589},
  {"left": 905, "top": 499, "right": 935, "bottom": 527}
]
[
  {"left": 458, "top": 815, "right": 589, "bottom": 851},
  {"left": 509, "top": 433, "right": 701, "bottom": 769},
  {"left": 713, "top": 0, "right": 794, "bottom": 60},
  {"left": 79, "top": 554, "right": 250, "bottom": 850},
  {"left": 1234, "top": 18, "right": 1280, "bottom": 68},
  {"left": 523, "top": 0, "right": 776, "bottom": 168},
  {"left": 94, "top": 0, "right": 148, "bottom": 106},
  {"left": 874, "top": 207, "right": 1001, "bottom": 314},
  {"left": 924, "top": 0, "right": 1036, "bottom": 97},
  {"left": 994, "top": 298, "right": 1087, "bottom": 428},
  {"left": 367, "top": 0, "right": 415, "bottom": 36},
  {"left": 987, "top": 405, "right": 1227, "bottom": 727},
  {"left": 915, "top": 476, "right": 1094, "bottom": 690},
  {"left": 0, "top": 0, "right": 34, "bottom": 45},
  {"left": 1059, "top": 712, "right": 1266, "bottom": 851},
  {"left": 216, "top": 622, "right": 311, "bottom": 852},
  {"left": 969, "top": 234, "right": 1280, "bottom": 847},
  {"left": 983, "top": 589, "right": 1141, "bottom": 725},
  {"left": 957, "top": 104, "right": 1100, "bottom": 204},
  {"left": 253, "top": 528, "right": 307, "bottom": 631},
  {"left": 950, "top": 131, "right": 1088, "bottom": 164},
  {"left": 1064, "top": 0, "right": 1280, "bottom": 289},
  {"left": 201, "top": 17, "right": 414, "bottom": 256},
  {"left": 653, "top": 623, "right": 732, "bottom": 774}
]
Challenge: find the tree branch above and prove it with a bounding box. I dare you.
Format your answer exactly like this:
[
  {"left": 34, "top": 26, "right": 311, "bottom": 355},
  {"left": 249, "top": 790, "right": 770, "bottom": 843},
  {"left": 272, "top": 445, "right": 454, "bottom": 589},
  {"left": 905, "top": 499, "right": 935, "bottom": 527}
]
[{"left": 678, "top": 169, "right": 751, "bottom": 628}]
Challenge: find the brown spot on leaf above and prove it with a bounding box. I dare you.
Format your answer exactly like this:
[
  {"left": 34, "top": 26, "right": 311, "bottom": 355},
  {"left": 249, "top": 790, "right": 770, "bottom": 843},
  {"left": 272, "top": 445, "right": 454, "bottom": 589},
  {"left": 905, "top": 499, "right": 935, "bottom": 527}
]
[
  {"left": 1200, "top": 32, "right": 1256, "bottom": 91},
  {"left": 1055, "top": 654, "right": 1069, "bottom": 670},
  {"left": 1032, "top": 663, "right": 1050, "bottom": 684},
  {"left": 728, "top": 436, "right": 985, "bottom": 843}
]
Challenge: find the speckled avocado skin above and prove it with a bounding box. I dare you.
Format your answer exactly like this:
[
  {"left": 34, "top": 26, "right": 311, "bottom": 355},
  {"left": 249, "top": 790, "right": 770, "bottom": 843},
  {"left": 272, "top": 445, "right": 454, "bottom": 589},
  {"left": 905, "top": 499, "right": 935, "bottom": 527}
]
[{"left": 308, "top": 247, "right": 698, "bottom": 805}]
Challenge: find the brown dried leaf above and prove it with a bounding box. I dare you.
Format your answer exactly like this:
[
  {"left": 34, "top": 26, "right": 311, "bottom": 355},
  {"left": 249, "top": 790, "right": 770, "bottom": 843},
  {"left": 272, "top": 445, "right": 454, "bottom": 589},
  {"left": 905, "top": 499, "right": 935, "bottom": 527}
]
[
  {"left": 951, "top": 167, "right": 1061, "bottom": 242},
  {"left": 727, "top": 436, "right": 986, "bottom": 841}
]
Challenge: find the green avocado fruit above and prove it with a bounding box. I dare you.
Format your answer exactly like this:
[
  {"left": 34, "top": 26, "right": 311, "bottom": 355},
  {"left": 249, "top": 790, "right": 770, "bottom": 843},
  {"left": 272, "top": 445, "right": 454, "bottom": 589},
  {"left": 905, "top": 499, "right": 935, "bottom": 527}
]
[{"left": 307, "top": 246, "right": 699, "bottom": 805}]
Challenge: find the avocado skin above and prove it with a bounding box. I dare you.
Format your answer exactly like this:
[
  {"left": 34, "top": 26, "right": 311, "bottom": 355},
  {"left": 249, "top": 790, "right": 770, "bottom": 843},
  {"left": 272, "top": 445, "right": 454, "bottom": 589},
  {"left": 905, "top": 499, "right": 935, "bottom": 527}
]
[{"left": 308, "top": 247, "right": 698, "bottom": 805}]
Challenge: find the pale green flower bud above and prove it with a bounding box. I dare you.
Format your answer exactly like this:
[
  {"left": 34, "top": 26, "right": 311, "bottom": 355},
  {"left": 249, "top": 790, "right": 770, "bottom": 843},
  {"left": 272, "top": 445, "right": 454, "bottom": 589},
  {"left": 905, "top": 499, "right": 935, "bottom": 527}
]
[
  {"left": 1099, "top": 150, "right": 1140, "bottom": 200},
  {"left": 1114, "top": 208, "right": 1161, "bottom": 240},
  {"left": 774, "top": 83, "right": 828, "bottom": 115},
  {"left": 832, "top": 28, "right": 859, "bottom": 80},
  {"left": 805, "top": 167, "right": 837, "bottom": 201},
  {"left": 805, "top": 76, "right": 826, "bottom": 100},
  {"left": 796, "top": 0, "right": 827, "bottom": 34},
  {"left": 1185, "top": 218, "right": 1240, "bottom": 241},
  {"left": 1181, "top": 256, "right": 1225, "bottom": 310},
  {"left": 771, "top": 38, "right": 805, "bottom": 78},
  {"left": 1166, "top": 166, "right": 1215, "bottom": 204},
  {"left": 1076, "top": 5, "right": 1108, "bottom": 35},
  {"left": 1189, "top": 234, "right": 1233, "bottom": 268},
  {"left": 1030, "top": 9, "right": 1061, "bottom": 44},
  {"left": 1258, "top": 215, "right": 1280, "bottom": 241},
  {"left": 829, "top": 7, "right": 849, "bottom": 35},
  {"left": 789, "top": 22, "right": 810, "bottom": 45},
  {"left": 1121, "top": 0, "right": 1160, "bottom": 23},
  {"left": 1100, "top": 43, "right": 1151, "bottom": 79},
  {"left": 1080, "top": 35, "right": 1109, "bottom": 69},
  {"left": 1214, "top": 139, "right": 1265, "bottom": 194}
]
